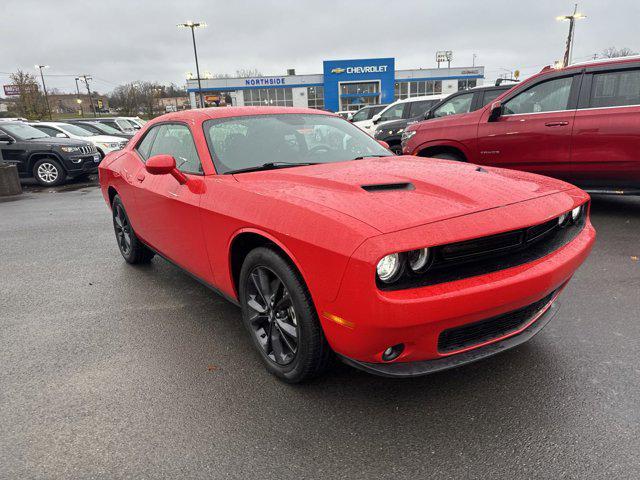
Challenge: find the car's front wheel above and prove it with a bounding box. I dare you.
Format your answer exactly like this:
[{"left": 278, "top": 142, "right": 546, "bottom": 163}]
[
  {"left": 111, "top": 195, "right": 155, "bottom": 264},
  {"left": 239, "top": 247, "right": 331, "bottom": 383},
  {"left": 33, "top": 158, "right": 66, "bottom": 186}
]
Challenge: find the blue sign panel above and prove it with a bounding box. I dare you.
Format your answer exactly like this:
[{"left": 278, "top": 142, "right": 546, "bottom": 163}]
[{"left": 323, "top": 58, "right": 395, "bottom": 112}]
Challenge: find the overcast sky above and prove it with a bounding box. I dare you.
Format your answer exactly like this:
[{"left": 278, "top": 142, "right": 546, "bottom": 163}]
[{"left": 1, "top": 0, "right": 638, "bottom": 95}]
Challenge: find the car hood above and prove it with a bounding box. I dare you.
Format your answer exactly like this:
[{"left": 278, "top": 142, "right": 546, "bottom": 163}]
[
  {"left": 27, "top": 137, "right": 90, "bottom": 147},
  {"left": 233, "top": 156, "right": 573, "bottom": 234}
]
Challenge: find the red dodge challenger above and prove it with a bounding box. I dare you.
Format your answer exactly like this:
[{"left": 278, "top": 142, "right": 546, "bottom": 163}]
[{"left": 99, "top": 107, "right": 595, "bottom": 382}]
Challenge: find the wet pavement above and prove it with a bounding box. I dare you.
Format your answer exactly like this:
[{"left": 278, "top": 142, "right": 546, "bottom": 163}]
[{"left": 1, "top": 184, "right": 639, "bottom": 479}]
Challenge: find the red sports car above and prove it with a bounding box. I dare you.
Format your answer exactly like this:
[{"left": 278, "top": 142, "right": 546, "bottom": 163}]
[{"left": 99, "top": 107, "right": 595, "bottom": 382}]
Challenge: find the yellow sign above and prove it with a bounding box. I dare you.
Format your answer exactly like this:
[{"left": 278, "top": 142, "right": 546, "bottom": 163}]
[
  {"left": 330, "top": 68, "right": 346, "bottom": 74},
  {"left": 514, "top": 69, "right": 520, "bottom": 79}
]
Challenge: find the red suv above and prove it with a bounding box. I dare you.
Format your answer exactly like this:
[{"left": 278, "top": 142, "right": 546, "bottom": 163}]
[{"left": 402, "top": 57, "right": 640, "bottom": 195}]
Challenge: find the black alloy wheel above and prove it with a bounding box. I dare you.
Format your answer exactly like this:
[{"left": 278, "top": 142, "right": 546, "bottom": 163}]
[
  {"left": 111, "top": 195, "right": 155, "bottom": 264},
  {"left": 245, "top": 266, "right": 299, "bottom": 366}
]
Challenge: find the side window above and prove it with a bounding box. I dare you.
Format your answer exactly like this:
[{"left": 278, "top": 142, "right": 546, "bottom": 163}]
[
  {"left": 480, "top": 89, "right": 507, "bottom": 108},
  {"left": 148, "top": 124, "right": 203, "bottom": 174},
  {"left": 503, "top": 76, "right": 574, "bottom": 115},
  {"left": 34, "top": 126, "right": 61, "bottom": 137},
  {"left": 590, "top": 69, "right": 640, "bottom": 108},
  {"left": 409, "top": 100, "right": 437, "bottom": 118},
  {"left": 379, "top": 103, "right": 405, "bottom": 122},
  {"left": 433, "top": 93, "right": 474, "bottom": 118},
  {"left": 135, "top": 128, "right": 157, "bottom": 161}
]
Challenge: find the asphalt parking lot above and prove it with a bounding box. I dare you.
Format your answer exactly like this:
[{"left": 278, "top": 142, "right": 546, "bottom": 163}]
[{"left": 1, "top": 182, "right": 639, "bottom": 479}]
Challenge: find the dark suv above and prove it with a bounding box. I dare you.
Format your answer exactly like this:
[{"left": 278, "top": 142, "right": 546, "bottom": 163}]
[{"left": 0, "top": 122, "right": 100, "bottom": 186}]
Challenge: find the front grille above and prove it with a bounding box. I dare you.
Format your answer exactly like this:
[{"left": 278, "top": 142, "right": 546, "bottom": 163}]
[
  {"left": 79, "top": 145, "right": 95, "bottom": 154},
  {"left": 380, "top": 206, "right": 587, "bottom": 290},
  {"left": 437, "top": 290, "right": 557, "bottom": 353}
]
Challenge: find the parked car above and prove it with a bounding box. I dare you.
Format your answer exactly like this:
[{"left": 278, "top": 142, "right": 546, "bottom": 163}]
[
  {"left": 0, "top": 121, "right": 99, "bottom": 186},
  {"left": 356, "top": 95, "right": 448, "bottom": 133},
  {"left": 424, "top": 82, "right": 517, "bottom": 121},
  {"left": 402, "top": 56, "right": 640, "bottom": 195},
  {"left": 336, "top": 111, "right": 353, "bottom": 120},
  {"left": 65, "top": 120, "right": 134, "bottom": 140},
  {"left": 349, "top": 104, "right": 388, "bottom": 128},
  {"left": 85, "top": 117, "right": 139, "bottom": 135},
  {"left": 122, "top": 116, "right": 146, "bottom": 129},
  {"left": 99, "top": 106, "right": 594, "bottom": 382},
  {"left": 373, "top": 93, "right": 468, "bottom": 154},
  {"left": 30, "top": 122, "right": 128, "bottom": 158}
]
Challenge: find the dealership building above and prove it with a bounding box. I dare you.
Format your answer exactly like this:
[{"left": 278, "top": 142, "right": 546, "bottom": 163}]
[{"left": 186, "top": 57, "right": 484, "bottom": 111}]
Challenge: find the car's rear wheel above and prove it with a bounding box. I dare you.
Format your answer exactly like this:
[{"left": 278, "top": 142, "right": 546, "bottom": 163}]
[
  {"left": 111, "top": 195, "right": 155, "bottom": 264},
  {"left": 33, "top": 158, "right": 66, "bottom": 186},
  {"left": 239, "top": 246, "right": 331, "bottom": 383}
]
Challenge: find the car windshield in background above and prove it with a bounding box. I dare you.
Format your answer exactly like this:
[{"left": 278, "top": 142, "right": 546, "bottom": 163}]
[
  {"left": 118, "top": 119, "right": 137, "bottom": 130},
  {"left": 85, "top": 122, "right": 122, "bottom": 135},
  {"left": 1, "top": 123, "right": 49, "bottom": 140},
  {"left": 204, "top": 114, "right": 392, "bottom": 174},
  {"left": 61, "top": 124, "right": 95, "bottom": 137}
]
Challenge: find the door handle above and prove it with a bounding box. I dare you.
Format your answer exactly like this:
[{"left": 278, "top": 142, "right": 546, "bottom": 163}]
[{"left": 544, "top": 121, "right": 569, "bottom": 127}]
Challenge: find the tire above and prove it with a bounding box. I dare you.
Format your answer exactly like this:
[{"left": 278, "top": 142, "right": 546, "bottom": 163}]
[
  {"left": 32, "top": 158, "right": 66, "bottom": 186},
  {"left": 111, "top": 195, "right": 155, "bottom": 264},
  {"left": 389, "top": 143, "right": 403, "bottom": 155},
  {"left": 431, "top": 152, "right": 465, "bottom": 162},
  {"left": 239, "top": 246, "right": 331, "bottom": 383}
]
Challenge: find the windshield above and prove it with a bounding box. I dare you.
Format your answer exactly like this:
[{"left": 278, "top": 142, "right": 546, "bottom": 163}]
[
  {"left": 85, "top": 122, "right": 122, "bottom": 135},
  {"left": 117, "top": 119, "right": 137, "bottom": 130},
  {"left": 60, "top": 123, "right": 95, "bottom": 137},
  {"left": 1, "top": 123, "right": 49, "bottom": 140},
  {"left": 351, "top": 107, "right": 371, "bottom": 122},
  {"left": 204, "top": 114, "right": 392, "bottom": 174}
]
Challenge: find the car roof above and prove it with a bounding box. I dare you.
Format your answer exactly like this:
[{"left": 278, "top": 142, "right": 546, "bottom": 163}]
[
  {"left": 147, "top": 106, "right": 337, "bottom": 125},
  {"left": 394, "top": 94, "right": 448, "bottom": 104}
]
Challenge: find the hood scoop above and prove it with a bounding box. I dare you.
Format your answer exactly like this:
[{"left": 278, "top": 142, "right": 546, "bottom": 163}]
[{"left": 361, "top": 182, "right": 415, "bottom": 192}]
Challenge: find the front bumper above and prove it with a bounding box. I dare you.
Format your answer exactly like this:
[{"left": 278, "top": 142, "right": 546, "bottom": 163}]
[
  {"left": 338, "top": 294, "right": 559, "bottom": 378},
  {"left": 64, "top": 153, "right": 101, "bottom": 175}
]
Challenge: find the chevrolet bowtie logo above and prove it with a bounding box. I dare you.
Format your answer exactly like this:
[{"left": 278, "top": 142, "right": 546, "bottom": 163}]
[{"left": 330, "top": 67, "right": 346, "bottom": 74}]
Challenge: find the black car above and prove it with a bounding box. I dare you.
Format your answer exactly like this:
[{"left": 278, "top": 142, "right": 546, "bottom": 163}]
[
  {"left": 374, "top": 83, "right": 516, "bottom": 154},
  {"left": 0, "top": 122, "right": 100, "bottom": 186},
  {"left": 65, "top": 120, "right": 134, "bottom": 140}
]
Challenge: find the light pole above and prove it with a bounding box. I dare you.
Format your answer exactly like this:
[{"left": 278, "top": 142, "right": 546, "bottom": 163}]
[
  {"left": 74, "top": 77, "right": 85, "bottom": 117},
  {"left": 80, "top": 75, "right": 97, "bottom": 117},
  {"left": 557, "top": 4, "right": 586, "bottom": 67},
  {"left": 177, "top": 21, "right": 207, "bottom": 108},
  {"left": 35, "top": 65, "right": 52, "bottom": 120}
]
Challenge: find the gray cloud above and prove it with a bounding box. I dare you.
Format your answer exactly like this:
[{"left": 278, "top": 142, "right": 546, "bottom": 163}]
[{"left": 1, "top": 0, "right": 638, "bottom": 94}]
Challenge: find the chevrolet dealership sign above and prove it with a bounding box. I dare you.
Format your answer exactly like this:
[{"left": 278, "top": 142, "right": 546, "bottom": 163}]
[{"left": 330, "top": 65, "right": 388, "bottom": 75}]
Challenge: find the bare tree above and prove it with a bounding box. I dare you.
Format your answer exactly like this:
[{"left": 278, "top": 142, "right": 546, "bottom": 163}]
[
  {"left": 601, "top": 46, "right": 638, "bottom": 58},
  {"left": 108, "top": 81, "right": 164, "bottom": 117},
  {"left": 8, "top": 70, "right": 46, "bottom": 119}
]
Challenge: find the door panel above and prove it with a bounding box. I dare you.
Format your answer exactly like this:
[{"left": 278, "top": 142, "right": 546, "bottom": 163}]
[
  {"left": 570, "top": 68, "right": 640, "bottom": 187},
  {"left": 475, "top": 74, "right": 578, "bottom": 180}
]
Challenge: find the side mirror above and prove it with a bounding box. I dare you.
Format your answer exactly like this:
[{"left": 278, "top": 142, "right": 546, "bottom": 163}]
[
  {"left": 133, "top": 125, "right": 141, "bottom": 130},
  {"left": 55, "top": 132, "right": 68, "bottom": 138},
  {"left": 488, "top": 101, "right": 503, "bottom": 122},
  {"left": 371, "top": 113, "right": 381, "bottom": 124},
  {"left": 425, "top": 109, "right": 434, "bottom": 120},
  {"left": 146, "top": 154, "right": 187, "bottom": 184},
  {"left": 377, "top": 140, "right": 390, "bottom": 149},
  {"left": 0, "top": 134, "right": 14, "bottom": 144}
]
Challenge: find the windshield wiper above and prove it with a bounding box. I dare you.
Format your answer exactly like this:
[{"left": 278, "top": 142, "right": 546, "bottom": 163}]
[
  {"left": 350, "top": 154, "right": 393, "bottom": 161},
  {"left": 226, "top": 162, "right": 319, "bottom": 175}
]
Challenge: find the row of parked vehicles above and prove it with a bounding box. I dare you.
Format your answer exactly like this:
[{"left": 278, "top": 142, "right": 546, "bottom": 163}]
[
  {"left": 345, "top": 55, "right": 640, "bottom": 195},
  {"left": 0, "top": 116, "right": 146, "bottom": 186}
]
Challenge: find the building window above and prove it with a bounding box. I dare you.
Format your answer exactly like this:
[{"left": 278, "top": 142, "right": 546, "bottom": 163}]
[
  {"left": 243, "top": 87, "right": 293, "bottom": 107},
  {"left": 458, "top": 79, "right": 478, "bottom": 90},
  {"left": 395, "top": 80, "right": 442, "bottom": 100},
  {"left": 307, "top": 86, "right": 324, "bottom": 109}
]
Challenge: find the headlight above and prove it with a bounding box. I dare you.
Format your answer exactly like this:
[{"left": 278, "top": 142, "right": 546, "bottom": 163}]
[
  {"left": 60, "top": 146, "right": 81, "bottom": 153},
  {"left": 571, "top": 205, "right": 582, "bottom": 222},
  {"left": 401, "top": 130, "right": 416, "bottom": 142},
  {"left": 558, "top": 213, "right": 568, "bottom": 226},
  {"left": 407, "top": 248, "right": 431, "bottom": 272},
  {"left": 397, "top": 128, "right": 404, "bottom": 134},
  {"left": 99, "top": 142, "right": 119, "bottom": 149},
  {"left": 376, "top": 253, "right": 402, "bottom": 283}
]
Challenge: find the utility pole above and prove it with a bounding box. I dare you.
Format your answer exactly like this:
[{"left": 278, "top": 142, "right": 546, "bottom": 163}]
[
  {"left": 74, "top": 77, "right": 84, "bottom": 117},
  {"left": 557, "top": 4, "right": 586, "bottom": 67},
  {"left": 177, "top": 21, "right": 207, "bottom": 108},
  {"left": 35, "top": 65, "right": 52, "bottom": 120},
  {"left": 80, "top": 75, "right": 97, "bottom": 117}
]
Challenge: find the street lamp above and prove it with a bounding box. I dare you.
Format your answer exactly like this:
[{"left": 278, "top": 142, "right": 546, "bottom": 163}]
[
  {"left": 177, "top": 21, "right": 207, "bottom": 108},
  {"left": 557, "top": 4, "right": 586, "bottom": 67},
  {"left": 35, "top": 65, "right": 52, "bottom": 120},
  {"left": 74, "top": 77, "right": 85, "bottom": 117}
]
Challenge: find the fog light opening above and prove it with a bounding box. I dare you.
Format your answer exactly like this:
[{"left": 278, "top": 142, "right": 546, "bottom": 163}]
[{"left": 381, "top": 343, "right": 405, "bottom": 362}]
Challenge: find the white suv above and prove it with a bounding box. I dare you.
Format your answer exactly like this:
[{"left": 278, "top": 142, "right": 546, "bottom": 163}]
[
  {"left": 30, "top": 122, "right": 128, "bottom": 157},
  {"left": 355, "top": 94, "right": 449, "bottom": 133}
]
